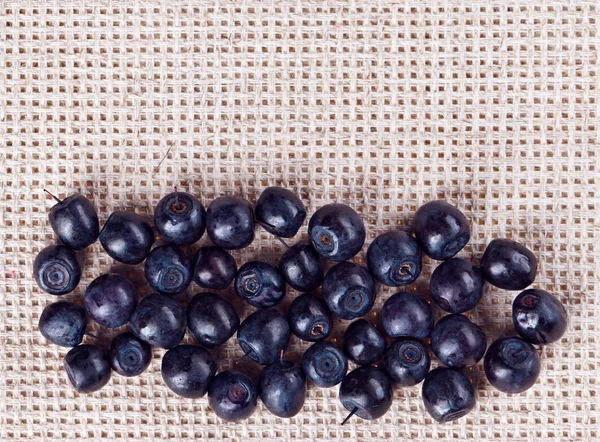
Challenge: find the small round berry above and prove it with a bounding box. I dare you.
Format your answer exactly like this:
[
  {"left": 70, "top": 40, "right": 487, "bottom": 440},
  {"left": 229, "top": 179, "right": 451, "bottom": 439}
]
[
  {"left": 154, "top": 191, "right": 205, "bottom": 246},
  {"left": 187, "top": 293, "right": 239, "bottom": 348},
  {"left": 99, "top": 211, "right": 155, "bottom": 265},
  {"left": 144, "top": 245, "right": 193, "bottom": 295},
  {"left": 259, "top": 360, "right": 306, "bottom": 418},
  {"left": 237, "top": 309, "right": 291, "bottom": 365},
  {"left": 480, "top": 239, "right": 537, "bottom": 290},
  {"left": 302, "top": 341, "right": 348, "bottom": 388},
  {"left": 343, "top": 319, "right": 386, "bottom": 366},
  {"left": 322, "top": 262, "right": 375, "bottom": 320},
  {"left": 47, "top": 192, "right": 100, "bottom": 250},
  {"left": 235, "top": 261, "right": 286, "bottom": 308},
  {"left": 63, "top": 344, "right": 111, "bottom": 394},
  {"left": 208, "top": 371, "right": 258, "bottom": 422},
  {"left": 339, "top": 366, "right": 392, "bottom": 423},
  {"left": 33, "top": 245, "right": 81, "bottom": 295},
  {"left": 255, "top": 186, "right": 306, "bottom": 238},
  {"left": 38, "top": 301, "right": 87, "bottom": 347},
  {"left": 287, "top": 293, "right": 332, "bottom": 342},
  {"left": 430, "top": 258, "right": 484, "bottom": 313},
  {"left": 484, "top": 336, "right": 541, "bottom": 394},
  {"left": 279, "top": 243, "right": 323, "bottom": 292},
  {"left": 422, "top": 367, "right": 476, "bottom": 422},
  {"left": 431, "top": 314, "right": 486, "bottom": 368},
  {"left": 380, "top": 292, "right": 433, "bottom": 340},
  {"left": 84, "top": 274, "right": 138, "bottom": 328},
  {"left": 367, "top": 230, "right": 422, "bottom": 286},
  {"left": 108, "top": 332, "right": 152, "bottom": 377},
  {"left": 130, "top": 294, "right": 187, "bottom": 349},
  {"left": 206, "top": 196, "right": 255, "bottom": 250},
  {"left": 383, "top": 338, "right": 430, "bottom": 386},
  {"left": 161, "top": 345, "right": 217, "bottom": 398},
  {"left": 192, "top": 246, "right": 237, "bottom": 290},
  {"left": 512, "top": 289, "right": 567, "bottom": 344}
]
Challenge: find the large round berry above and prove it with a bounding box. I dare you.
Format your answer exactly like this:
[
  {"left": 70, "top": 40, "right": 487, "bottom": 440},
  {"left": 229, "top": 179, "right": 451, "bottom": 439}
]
[
  {"left": 144, "top": 245, "right": 193, "bottom": 295},
  {"left": 161, "top": 345, "right": 217, "bottom": 398},
  {"left": 367, "top": 230, "right": 422, "bottom": 286},
  {"left": 254, "top": 186, "right": 306, "bottom": 238},
  {"left": 484, "top": 336, "right": 541, "bottom": 394},
  {"left": 430, "top": 258, "right": 484, "bottom": 313},
  {"left": 99, "top": 211, "right": 155, "bottom": 265},
  {"left": 187, "top": 292, "right": 239, "bottom": 348},
  {"left": 302, "top": 341, "right": 348, "bottom": 388},
  {"left": 259, "top": 360, "right": 306, "bottom": 418},
  {"left": 63, "top": 344, "right": 111, "bottom": 394},
  {"left": 237, "top": 309, "right": 291, "bottom": 365},
  {"left": 279, "top": 243, "right": 323, "bottom": 292},
  {"left": 322, "top": 261, "right": 375, "bottom": 320},
  {"left": 108, "top": 332, "right": 152, "bottom": 377},
  {"left": 33, "top": 245, "right": 81, "bottom": 295},
  {"left": 343, "top": 319, "right": 386, "bottom": 366},
  {"left": 235, "top": 261, "right": 286, "bottom": 308},
  {"left": 287, "top": 293, "right": 332, "bottom": 342},
  {"left": 48, "top": 193, "right": 100, "bottom": 250},
  {"left": 422, "top": 367, "right": 476, "bottom": 422},
  {"left": 380, "top": 292, "right": 433, "bottom": 340},
  {"left": 208, "top": 371, "right": 258, "bottom": 422},
  {"left": 512, "top": 289, "right": 567, "bottom": 344},
  {"left": 383, "top": 338, "right": 430, "bottom": 386},
  {"left": 154, "top": 191, "right": 205, "bottom": 246},
  {"left": 431, "top": 314, "right": 486, "bottom": 368},
  {"left": 84, "top": 274, "right": 138, "bottom": 328},
  {"left": 130, "top": 294, "right": 187, "bottom": 349},
  {"left": 192, "top": 246, "right": 237, "bottom": 290},
  {"left": 38, "top": 301, "right": 87, "bottom": 347},
  {"left": 480, "top": 239, "right": 537, "bottom": 290},
  {"left": 206, "top": 196, "right": 255, "bottom": 249},
  {"left": 339, "top": 366, "right": 392, "bottom": 422}
]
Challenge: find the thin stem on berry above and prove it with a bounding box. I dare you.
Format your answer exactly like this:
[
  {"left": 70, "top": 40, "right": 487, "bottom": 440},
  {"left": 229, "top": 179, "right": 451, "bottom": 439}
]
[
  {"left": 43, "top": 189, "right": 63, "bottom": 204},
  {"left": 341, "top": 407, "right": 358, "bottom": 425}
]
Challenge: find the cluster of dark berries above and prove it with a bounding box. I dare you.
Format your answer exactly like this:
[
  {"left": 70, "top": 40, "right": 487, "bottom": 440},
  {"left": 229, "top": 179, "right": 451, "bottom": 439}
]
[{"left": 35, "top": 188, "right": 567, "bottom": 423}]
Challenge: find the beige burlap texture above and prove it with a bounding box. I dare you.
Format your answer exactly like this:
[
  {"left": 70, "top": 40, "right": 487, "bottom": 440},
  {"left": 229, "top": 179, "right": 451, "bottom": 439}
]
[{"left": 1, "top": 1, "right": 598, "bottom": 441}]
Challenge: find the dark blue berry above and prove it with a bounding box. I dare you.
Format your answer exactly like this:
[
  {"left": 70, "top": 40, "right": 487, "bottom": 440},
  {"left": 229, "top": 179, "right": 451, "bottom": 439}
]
[
  {"left": 279, "top": 243, "right": 323, "bottom": 292},
  {"left": 431, "top": 314, "right": 487, "bottom": 368},
  {"left": 484, "top": 336, "right": 541, "bottom": 394},
  {"left": 161, "top": 345, "right": 217, "bottom": 398},
  {"left": 38, "top": 301, "right": 87, "bottom": 347},
  {"left": 322, "top": 262, "right": 375, "bottom": 320},
  {"left": 47, "top": 193, "right": 100, "bottom": 250},
  {"left": 187, "top": 292, "right": 239, "bottom": 348},
  {"left": 154, "top": 191, "right": 205, "bottom": 246},
  {"left": 108, "top": 332, "right": 152, "bottom": 377},
  {"left": 430, "top": 258, "right": 484, "bottom": 313},
  {"left": 144, "top": 245, "right": 192, "bottom": 295},
  {"left": 206, "top": 196, "right": 255, "bottom": 249},
  {"left": 339, "top": 366, "right": 392, "bottom": 423},
  {"left": 480, "top": 239, "right": 537, "bottom": 290},
  {"left": 192, "top": 246, "right": 237, "bottom": 290},
  {"left": 237, "top": 308, "right": 291, "bottom": 365},
  {"left": 302, "top": 341, "right": 348, "bottom": 388},
  {"left": 33, "top": 245, "right": 81, "bottom": 295},
  {"left": 130, "top": 294, "right": 187, "bottom": 349},
  {"left": 381, "top": 292, "right": 433, "bottom": 340},
  {"left": 343, "top": 319, "right": 386, "bottom": 366},
  {"left": 288, "top": 293, "right": 332, "bottom": 342},
  {"left": 422, "top": 367, "right": 476, "bottom": 422},
  {"left": 84, "top": 274, "right": 138, "bottom": 328},
  {"left": 255, "top": 186, "right": 306, "bottom": 238},
  {"left": 99, "top": 211, "right": 155, "bottom": 265},
  {"left": 235, "top": 261, "right": 286, "bottom": 308},
  {"left": 308, "top": 203, "right": 365, "bottom": 262},
  {"left": 259, "top": 360, "right": 306, "bottom": 418},
  {"left": 413, "top": 201, "right": 470, "bottom": 261},
  {"left": 208, "top": 371, "right": 258, "bottom": 422},
  {"left": 383, "top": 338, "right": 430, "bottom": 386},
  {"left": 367, "top": 231, "right": 422, "bottom": 286},
  {"left": 63, "top": 344, "right": 111, "bottom": 394},
  {"left": 512, "top": 289, "right": 567, "bottom": 344}
]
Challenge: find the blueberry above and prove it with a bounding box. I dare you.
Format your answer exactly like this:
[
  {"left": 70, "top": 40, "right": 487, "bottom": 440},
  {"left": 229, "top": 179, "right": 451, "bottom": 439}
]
[
  {"left": 430, "top": 258, "right": 484, "bottom": 313},
  {"left": 343, "top": 319, "right": 386, "bottom": 366},
  {"left": 431, "top": 314, "right": 487, "bottom": 368},
  {"left": 46, "top": 192, "right": 100, "bottom": 250},
  {"left": 287, "top": 293, "right": 332, "bottom": 342},
  {"left": 484, "top": 336, "right": 541, "bottom": 394},
  {"left": 413, "top": 201, "right": 470, "bottom": 261},
  {"left": 302, "top": 341, "right": 348, "bottom": 388},
  {"left": 33, "top": 244, "right": 81, "bottom": 295},
  {"left": 206, "top": 196, "right": 255, "bottom": 249},
  {"left": 367, "top": 231, "right": 422, "bottom": 286},
  {"left": 38, "top": 301, "right": 87, "bottom": 347},
  {"left": 235, "top": 261, "right": 286, "bottom": 308},
  {"left": 187, "top": 292, "right": 239, "bottom": 348},
  {"left": 380, "top": 292, "right": 433, "bottom": 340},
  {"left": 321, "top": 262, "right": 375, "bottom": 320},
  {"left": 339, "top": 366, "right": 392, "bottom": 423},
  {"left": 84, "top": 274, "right": 138, "bottom": 328},
  {"left": 192, "top": 246, "right": 237, "bottom": 290},
  {"left": 144, "top": 245, "right": 193, "bottom": 295},
  {"left": 383, "top": 338, "right": 430, "bottom": 386},
  {"left": 279, "top": 243, "right": 323, "bottom": 292},
  {"left": 255, "top": 186, "right": 306, "bottom": 238},
  {"left": 161, "top": 345, "right": 217, "bottom": 398},
  {"left": 63, "top": 344, "right": 111, "bottom": 394},
  {"left": 154, "top": 191, "right": 206, "bottom": 246},
  {"left": 259, "top": 360, "right": 306, "bottom": 418},
  {"left": 308, "top": 203, "right": 365, "bottom": 262},
  {"left": 108, "top": 332, "right": 152, "bottom": 377},
  {"left": 422, "top": 367, "right": 476, "bottom": 422},
  {"left": 130, "top": 294, "right": 187, "bottom": 349},
  {"left": 208, "top": 370, "right": 258, "bottom": 422},
  {"left": 99, "top": 211, "right": 155, "bottom": 264},
  {"left": 512, "top": 289, "right": 567, "bottom": 344},
  {"left": 237, "top": 308, "right": 291, "bottom": 365},
  {"left": 480, "top": 239, "right": 537, "bottom": 290}
]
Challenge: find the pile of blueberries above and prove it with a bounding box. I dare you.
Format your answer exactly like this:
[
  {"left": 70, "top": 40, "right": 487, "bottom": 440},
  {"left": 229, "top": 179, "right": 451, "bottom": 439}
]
[{"left": 34, "top": 187, "right": 567, "bottom": 423}]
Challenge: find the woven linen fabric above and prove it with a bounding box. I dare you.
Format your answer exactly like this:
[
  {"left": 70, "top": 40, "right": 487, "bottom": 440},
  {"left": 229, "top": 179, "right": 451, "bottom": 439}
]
[{"left": 0, "top": 0, "right": 598, "bottom": 441}]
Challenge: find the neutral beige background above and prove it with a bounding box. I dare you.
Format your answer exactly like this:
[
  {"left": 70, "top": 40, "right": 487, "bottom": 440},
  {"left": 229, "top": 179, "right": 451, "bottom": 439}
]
[{"left": 1, "top": 1, "right": 598, "bottom": 441}]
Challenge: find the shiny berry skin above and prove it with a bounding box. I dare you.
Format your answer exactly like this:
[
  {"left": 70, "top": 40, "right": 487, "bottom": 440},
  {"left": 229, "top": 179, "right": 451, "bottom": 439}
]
[
  {"left": 259, "top": 360, "right": 306, "bottom": 418},
  {"left": 430, "top": 258, "right": 484, "bottom": 313},
  {"left": 187, "top": 292, "right": 239, "bottom": 348},
  {"left": 422, "top": 367, "right": 476, "bottom": 422},
  {"left": 322, "top": 262, "right": 375, "bottom": 320},
  {"left": 431, "top": 314, "right": 486, "bottom": 368},
  {"left": 480, "top": 239, "right": 537, "bottom": 290},
  {"left": 279, "top": 243, "right": 323, "bottom": 292},
  {"left": 161, "top": 345, "right": 217, "bottom": 398},
  {"left": 381, "top": 292, "right": 433, "bottom": 340},
  {"left": 235, "top": 261, "right": 286, "bottom": 308},
  {"left": 63, "top": 344, "right": 111, "bottom": 394},
  {"left": 287, "top": 293, "right": 332, "bottom": 342},
  {"left": 206, "top": 196, "right": 255, "bottom": 250},
  {"left": 302, "top": 341, "right": 348, "bottom": 388},
  {"left": 154, "top": 191, "right": 206, "bottom": 246},
  {"left": 84, "top": 274, "right": 138, "bottom": 328},
  {"left": 99, "top": 211, "right": 155, "bottom": 264},
  {"left": 130, "top": 294, "right": 187, "bottom": 349},
  {"left": 237, "top": 308, "right": 291, "bottom": 365},
  {"left": 367, "top": 231, "right": 422, "bottom": 286},
  {"left": 339, "top": 366, "right": 392, "bottom": 421},
  {"left": 512, "top": 289, "right": 567, "bottom": 344},
  {"left": 255, "top": 186, "right": 306, "bottom": 238},
  {"left": 383, "top": 338, "right": 430, "bottom": 386},
  {"left": 192, "top": 246, "right": 237, "bottom": 290},
  {"left": 38, "top": 301, "right": 87, "bottom": 347},
  {"left": 413, "top": 201, "right": 470, "bottom": 261},
  {"left": 33, "top": 245, "right": 81, "bottom": 295},
  {"left": 484, "top": 336, "right": 541, "bottom": 394},
  {"left": 308, "top": 203, "right": 366, "bottom": 262},
  {"left": 48, "top": 194, "right": 100, "bottom": 250},
  {"left": 108, "top": 332, "right": 152, "bottom": 377},
  {"left": 208, "top": 371, "right": 258, "bottom": 422},
  {"left": 343, "top": 319, "right": 386, "bottom": 366},
  {"left": 144, "top": 245, "right": 193, "bottom": 295}
]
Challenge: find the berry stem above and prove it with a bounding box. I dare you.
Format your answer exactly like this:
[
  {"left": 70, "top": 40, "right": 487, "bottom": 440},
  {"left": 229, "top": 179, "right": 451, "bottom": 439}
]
[
  {"left": 174, "top": 186, "right": 183, "bottom": 210},
  {"left": 341, "top": 407, "right": 358, "bottom": 425},
  {"left": 43, "top": 189, "right": 63, "bottom": 204},
  {"left": 256, "top": 222, "right": 291, "bottom": 249}
]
